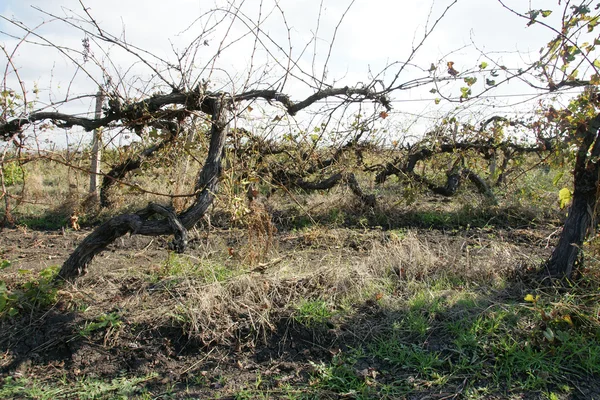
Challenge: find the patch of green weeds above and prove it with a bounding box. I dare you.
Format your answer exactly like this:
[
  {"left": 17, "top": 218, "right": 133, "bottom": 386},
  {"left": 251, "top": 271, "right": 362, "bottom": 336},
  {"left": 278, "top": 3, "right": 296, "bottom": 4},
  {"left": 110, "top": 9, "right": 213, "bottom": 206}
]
[
  {"left": 307, "top": 278, "right": 600, "bottom": 398},
  {"left": 445, "top": 293, "right": 600, "bottom": 391},
  {"left": 387, "top": 228, "right": 407, "bottom": 241},
  {"left": 408, "top": 291, "right": 447, "bottom": 314},
  {"left": 287, "top": 207, "right": 313, "bottom": 230},
  {"left": 309, "top": 351, "right": 372, "bottom": 398},
  {"left": 16, "top": 214, "right": 68, "bottom": 230},
  {"left": 0, "top": 265, "right": 60, "bottom": 318},
  {"left": 2, "top": 160, "right": 24, "bottom": 186},
  {"left": 390, "top": 290, "right": 450, "bottom": 338},
  {"left": 396, "top": 312, "right": 429, "bottom": 337},
  {"left": 328, "top": 207, "right": 345, "bottom": 225},
  {"left": 370, "top": 338, "right": 445, "bottom": 378},
  {"left": 0, "top": 373, "right": 157, "bottom": 399},
  {"left": 235, "top": 387, "right": 309, "bottom": 400},
  {"left": 159, "top": 252, "right": 195, "bottom": 276},
  {"left": 418, "top": 211, "right": 452, "bottom": 227},
  {"left": 79, "top": 312, "right": 122, "bottom": 337},
  {"left": 293, "top": 299, "right": 333, "bottom": 328},
  {"left": 234, "top": 374, "right": 271, "bottom": 400},
  {"left": 152, "top": 253, "right": 234, "bottom": 283}
]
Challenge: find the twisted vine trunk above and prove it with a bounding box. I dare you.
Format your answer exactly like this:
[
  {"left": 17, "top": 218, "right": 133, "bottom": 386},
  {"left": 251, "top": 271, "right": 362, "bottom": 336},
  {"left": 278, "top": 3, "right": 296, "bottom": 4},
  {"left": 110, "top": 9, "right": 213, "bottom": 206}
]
[
  {"left": 57, "top": 97, "right": 228, "bottom": 281},
  {"left": 546, "top": 113, "right": 600, "bottom": 279}
]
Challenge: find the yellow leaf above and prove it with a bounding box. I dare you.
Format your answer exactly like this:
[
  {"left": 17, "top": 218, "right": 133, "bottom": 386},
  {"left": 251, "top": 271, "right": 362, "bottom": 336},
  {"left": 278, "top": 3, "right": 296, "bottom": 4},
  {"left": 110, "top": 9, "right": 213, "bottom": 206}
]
[
  {"left": 559, "top": 188, "right": 572, "bottom": 209},
  {"left": 524, "top": 294, "right": 536, "bottom": 302},
  {"left": 563, "top": 314, "right": 574, "bottom": 326}
]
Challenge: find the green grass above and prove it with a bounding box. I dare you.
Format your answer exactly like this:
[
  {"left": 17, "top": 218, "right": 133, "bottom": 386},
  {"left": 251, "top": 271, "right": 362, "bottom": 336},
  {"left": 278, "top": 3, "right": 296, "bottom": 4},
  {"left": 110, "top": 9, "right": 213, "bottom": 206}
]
[
  {"left": 293, "top": 299, "right": 333, "bottom": 328},
  {"left": 2, "top": 160, "right": 25, "bottom": 186},
  {"left": 79, "top": 312, "right": 123, "bottom": 338},
  {"left": 14, "top": 213, "right": 70, "bottom": 230},
  {"left": 305, "top": 281, "right": 600, "bottom": 398},
  {"left": 0, "top": 265, "right": 60, "bottom": 318},
  {"left": 0, "top": 374, "right": 158, "bottom": 400},
  {"left": 151, "top": 252, "right": 235, "bottom": 283}
]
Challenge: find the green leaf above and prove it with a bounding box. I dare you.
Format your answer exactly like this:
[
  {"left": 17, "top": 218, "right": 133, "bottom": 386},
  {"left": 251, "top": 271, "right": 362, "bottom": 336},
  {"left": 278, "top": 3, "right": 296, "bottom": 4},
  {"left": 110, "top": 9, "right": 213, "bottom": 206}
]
[
  {"left": 434, "top": 98, "right": 441, "bottom": 105},
  {"left": 0, "top": 260, "right": 10, "bottom": 270},
  {"left": 527, "top": 10, "right": 540, "bottom": 26},
  {"left": 541, "top": 10, "right": 552, "bottom": 17},
  {"left": 485, "top": 79, "right": 496, "bottom": 86},
  {"left": 552, "top": 171, "right": 564, "bottom": 186},
  {"left": 463, "top": 77, "right": 477, "bottom": 87},
  {"left": 479, "top": 62, "right": 488, "bottom": 69},
  {"left": 460, "top": 87, "right": 471, "bottom": 99},
  {"left": 594, "top": 59, "right": 600, "bottom": 69},
  {"left": 567, "top": 69, "right": 579, "bottom": 80},
  {"left": 589, "top": 17, "right": 599, "bottom": 32},
  {"left": 555, "top": 330, "right": 570, "bottom": 342},
  {"left": 543, "top": 327, "right": 555, "bottom": 342},
  {"left": 559, "top": 187, "right": 572, "bottom": 209},
  {"left": 429, "top": 88, "right": 437, "bottom": 94}
]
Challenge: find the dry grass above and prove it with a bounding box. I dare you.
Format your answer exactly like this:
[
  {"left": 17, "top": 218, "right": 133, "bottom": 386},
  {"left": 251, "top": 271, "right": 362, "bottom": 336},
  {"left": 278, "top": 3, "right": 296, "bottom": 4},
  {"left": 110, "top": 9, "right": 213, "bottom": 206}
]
[{"left": 54, "top": 225, "right": 547, "bottom": 352}]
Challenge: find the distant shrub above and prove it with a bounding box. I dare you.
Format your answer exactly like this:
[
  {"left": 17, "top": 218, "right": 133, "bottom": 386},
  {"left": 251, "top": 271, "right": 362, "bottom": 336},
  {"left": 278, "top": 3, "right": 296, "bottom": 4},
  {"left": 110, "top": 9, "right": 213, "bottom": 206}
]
[{"left": 2, "top": 161, "right": 24, "bottom": 186}]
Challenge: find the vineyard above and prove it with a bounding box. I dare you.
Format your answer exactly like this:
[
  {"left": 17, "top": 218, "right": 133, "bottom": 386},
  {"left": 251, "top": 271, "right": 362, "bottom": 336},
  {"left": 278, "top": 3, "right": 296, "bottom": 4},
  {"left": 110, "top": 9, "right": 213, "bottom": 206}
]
[
  {"left": 2, "top": 0, "right": 600, "bottom": 398},
  {"left": 1, "top": 139, "right": 600, "bottom": 399}
]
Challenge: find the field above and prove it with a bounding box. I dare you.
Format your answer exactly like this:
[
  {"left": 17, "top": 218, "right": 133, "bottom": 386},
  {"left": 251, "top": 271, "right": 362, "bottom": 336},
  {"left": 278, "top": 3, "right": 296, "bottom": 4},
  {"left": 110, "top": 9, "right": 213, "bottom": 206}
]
[{"left": 1, "top": 157, "right": 600, "bottom": 400}]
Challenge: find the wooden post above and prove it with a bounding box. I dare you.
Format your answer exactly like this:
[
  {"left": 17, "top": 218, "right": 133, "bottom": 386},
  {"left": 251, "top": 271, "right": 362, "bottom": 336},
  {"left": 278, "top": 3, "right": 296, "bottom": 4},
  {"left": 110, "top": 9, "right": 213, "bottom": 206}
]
[{"left": 89, "top": 90, "right": 104, "bottom": 195}]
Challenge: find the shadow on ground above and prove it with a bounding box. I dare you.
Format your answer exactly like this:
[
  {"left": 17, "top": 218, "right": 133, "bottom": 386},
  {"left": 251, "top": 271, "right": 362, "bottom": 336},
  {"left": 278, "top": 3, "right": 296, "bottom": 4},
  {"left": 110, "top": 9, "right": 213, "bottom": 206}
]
[{"left": 1, "top": 268, "right": 599, "bottom": 399}]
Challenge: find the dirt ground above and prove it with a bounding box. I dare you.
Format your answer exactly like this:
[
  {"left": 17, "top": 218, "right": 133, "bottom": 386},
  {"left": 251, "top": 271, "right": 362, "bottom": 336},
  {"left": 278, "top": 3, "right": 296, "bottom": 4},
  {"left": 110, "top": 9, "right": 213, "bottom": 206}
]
[
  {"left": 0, "top": 226, "right": 313, "bottom": 397},
  {"left": 0, "top": 221, "right": 591, "bottom": 399}
]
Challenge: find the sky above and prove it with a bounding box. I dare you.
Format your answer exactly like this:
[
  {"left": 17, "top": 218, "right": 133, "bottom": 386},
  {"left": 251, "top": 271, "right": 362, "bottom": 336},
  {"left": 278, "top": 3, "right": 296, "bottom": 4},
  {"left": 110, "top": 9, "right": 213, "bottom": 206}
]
[{"left": 0, "top": 0, "right": 593, "bottom": 148}]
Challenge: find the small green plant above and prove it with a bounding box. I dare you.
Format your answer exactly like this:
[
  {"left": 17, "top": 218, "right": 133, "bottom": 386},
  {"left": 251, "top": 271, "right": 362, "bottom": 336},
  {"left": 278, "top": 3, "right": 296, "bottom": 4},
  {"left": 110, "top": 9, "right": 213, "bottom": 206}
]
[
  {"left": 1, "top": 160, "right": 24, "bottom": 186},
  {"left": 0, "top": 265, "right": 60, "bottom": 318},
  {"left": 0, "top": 280, "right": 17, "bottom": 317},
  {"left": 79, "top": 311, "right": 123, "bottom": 346},
  {"left": 370, "top": 338, "right": 445, "bottom": 378},
  {"left": 0, "top": 260, "right": 15, "bottom": 316},
  {"left": 154, "top": 253, "right": 234, "bottom": 282},
  {"left": 523, "top": 293, "right": 575, "bottom": 344},
  {"left": 328, "top": 207, "right": 345, "bottom": 225},
  {"left": 0, "top": 373, "right": 157, "bottom": 399},
  {"left": 309, "top": 353, "right": 370, "bottom": 396},
  {"left": 79, "top": 312, "right": 123, "bottom": 337},
  {"left": 294, "top": 299, "right": 332, "bottom": 328}
]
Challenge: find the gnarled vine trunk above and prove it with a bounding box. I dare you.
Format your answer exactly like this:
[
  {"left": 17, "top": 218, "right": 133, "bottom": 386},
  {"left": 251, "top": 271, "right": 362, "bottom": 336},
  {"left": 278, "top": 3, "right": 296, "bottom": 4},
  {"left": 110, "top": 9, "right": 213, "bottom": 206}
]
[
  {"left": 546, "top": 113, "right": 600, "bottom": 279},
  {"left": 57, "top": 97, "right": 229, "bottom": 281}
]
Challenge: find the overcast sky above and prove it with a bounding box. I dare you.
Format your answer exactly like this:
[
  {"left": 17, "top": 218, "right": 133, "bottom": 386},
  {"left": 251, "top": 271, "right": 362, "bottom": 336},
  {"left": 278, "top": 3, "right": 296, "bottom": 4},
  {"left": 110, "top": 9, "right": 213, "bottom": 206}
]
[{"left": 0, "top": 0, "right": 590, "bottom": 147}]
